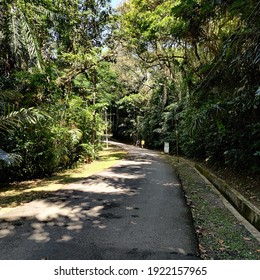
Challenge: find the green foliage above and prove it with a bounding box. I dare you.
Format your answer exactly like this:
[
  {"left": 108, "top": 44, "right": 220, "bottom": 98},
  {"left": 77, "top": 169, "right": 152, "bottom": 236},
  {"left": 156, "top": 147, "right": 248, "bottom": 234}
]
[
  {"left": 0, "top": 0, "right": 114, "bottom": 182},
  {"left": 1, "top": 0, "right": 259, "bottom": 181},
  {"left": 115, "top": 93, "right": 148, "bottom": 140},
  {"left": 0, "top": 148, "right": 22, "bottom": 168},
  {"left": 0, "top": 93, "right": 104, "bottom": 181},
  {"left": 113, "top": 0, "right": 260, "bottom": 175}
]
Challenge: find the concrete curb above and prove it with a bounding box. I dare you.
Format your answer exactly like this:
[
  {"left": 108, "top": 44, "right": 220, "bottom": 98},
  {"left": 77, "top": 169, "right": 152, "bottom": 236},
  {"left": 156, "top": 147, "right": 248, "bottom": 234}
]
[{"left": 195, "top": 163, "right": 260, "bottom": 232}]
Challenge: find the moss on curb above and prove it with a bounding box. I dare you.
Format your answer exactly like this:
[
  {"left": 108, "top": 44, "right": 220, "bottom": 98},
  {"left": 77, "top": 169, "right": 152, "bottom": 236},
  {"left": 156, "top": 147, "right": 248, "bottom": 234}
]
[
  {"left": 165, "top": 155, "right": 260, "bottom": 260},
  {"left": 195, "top": 164, "right": 260, "bottom": 232}
]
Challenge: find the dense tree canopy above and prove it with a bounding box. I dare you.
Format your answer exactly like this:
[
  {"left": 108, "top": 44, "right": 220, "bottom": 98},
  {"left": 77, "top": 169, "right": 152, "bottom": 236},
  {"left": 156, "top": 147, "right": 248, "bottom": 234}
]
[
  {"left": 0, "top": 0, "right": 259, "bottom": 182},
  {"left": 112, "top": 0, "right": 260, "bottom": 174},
  {"left": 0, "top": 0, "right": 115, "bottom": 181}
]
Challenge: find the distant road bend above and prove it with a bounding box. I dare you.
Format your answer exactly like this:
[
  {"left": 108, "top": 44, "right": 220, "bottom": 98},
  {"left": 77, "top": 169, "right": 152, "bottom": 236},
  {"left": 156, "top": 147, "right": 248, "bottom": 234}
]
[{"left": 0, "top": 142, "right": 199, "bottom": 259}]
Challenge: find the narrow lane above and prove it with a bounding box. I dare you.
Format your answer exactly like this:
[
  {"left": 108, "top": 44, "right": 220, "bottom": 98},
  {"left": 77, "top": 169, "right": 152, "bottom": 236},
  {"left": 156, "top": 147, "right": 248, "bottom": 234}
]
[{"left": 0, "top": 143, "right": 199, "bottom": 259}]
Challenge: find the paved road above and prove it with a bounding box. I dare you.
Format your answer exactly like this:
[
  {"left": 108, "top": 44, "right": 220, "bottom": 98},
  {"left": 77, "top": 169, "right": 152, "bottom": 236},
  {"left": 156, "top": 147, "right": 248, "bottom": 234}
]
[{"left": 0, "top": 143, "right": 199, "bottom": 259}]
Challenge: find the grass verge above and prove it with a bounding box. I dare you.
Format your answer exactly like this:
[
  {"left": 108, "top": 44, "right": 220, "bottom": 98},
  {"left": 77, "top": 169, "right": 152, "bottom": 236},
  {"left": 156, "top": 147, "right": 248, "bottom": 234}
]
[
  {"left": 165, "top": 155, "right": 260, "bottom": 260},
  {"left": 0, "top": 145, "right": 127, "bottom": 215}
]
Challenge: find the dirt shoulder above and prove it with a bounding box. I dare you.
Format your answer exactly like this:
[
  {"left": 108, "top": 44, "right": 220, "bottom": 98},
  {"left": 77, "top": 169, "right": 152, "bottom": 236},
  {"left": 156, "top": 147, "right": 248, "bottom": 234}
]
[{"left": 165, "top": 155, "right": 260, "bottom": 260}]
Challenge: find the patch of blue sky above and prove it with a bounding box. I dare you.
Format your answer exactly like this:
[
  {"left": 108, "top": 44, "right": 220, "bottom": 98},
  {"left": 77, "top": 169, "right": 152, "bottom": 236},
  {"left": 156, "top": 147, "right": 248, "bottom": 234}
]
[{"left": 111, "top": 0, "right": 124, "bottom": 8}]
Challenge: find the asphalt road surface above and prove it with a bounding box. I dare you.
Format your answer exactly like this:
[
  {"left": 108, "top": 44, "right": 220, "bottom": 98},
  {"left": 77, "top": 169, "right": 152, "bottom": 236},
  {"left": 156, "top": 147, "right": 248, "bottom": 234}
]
[{"left": 0, "top": 143, "right": 199, "bottom": 259}]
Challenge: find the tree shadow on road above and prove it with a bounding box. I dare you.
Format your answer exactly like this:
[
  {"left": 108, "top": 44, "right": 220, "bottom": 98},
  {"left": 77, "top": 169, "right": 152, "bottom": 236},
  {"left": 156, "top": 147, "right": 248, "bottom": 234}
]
[{"left": 0, "top": 152, "right": 199, "bottom": 260}]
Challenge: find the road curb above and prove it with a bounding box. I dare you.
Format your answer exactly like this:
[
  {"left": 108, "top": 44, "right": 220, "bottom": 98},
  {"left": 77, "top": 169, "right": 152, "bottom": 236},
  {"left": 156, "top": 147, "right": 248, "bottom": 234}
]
[{"left": 194, "top": 163, "right": 260, "bottom": 232}]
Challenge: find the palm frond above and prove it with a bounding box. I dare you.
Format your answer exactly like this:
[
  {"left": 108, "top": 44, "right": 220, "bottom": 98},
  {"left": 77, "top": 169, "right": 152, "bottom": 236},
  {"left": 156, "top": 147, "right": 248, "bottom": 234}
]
[
  {"left": 9, "top": 5, "right": 22, "bottom": 59},
  {"left": 8, "top": 4, "right": 42, "bottom": 70},
  {"left": 19, "top": 11, "right": 43, "bottom": 69},
  {"left": 0, "top": 90, "right": 23, "bottom": 102},
  {"left": 0, "top": 106, "right": 45, "bottom": 133},
  {"left": 0, "top": 148, "right": 22, "bottom": 167}
]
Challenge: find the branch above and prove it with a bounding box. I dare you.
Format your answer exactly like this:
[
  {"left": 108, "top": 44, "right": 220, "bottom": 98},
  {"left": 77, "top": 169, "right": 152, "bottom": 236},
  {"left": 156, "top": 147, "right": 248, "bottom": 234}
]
[{"left": 137, "top": 53, "right": 185, "bottom": 64}]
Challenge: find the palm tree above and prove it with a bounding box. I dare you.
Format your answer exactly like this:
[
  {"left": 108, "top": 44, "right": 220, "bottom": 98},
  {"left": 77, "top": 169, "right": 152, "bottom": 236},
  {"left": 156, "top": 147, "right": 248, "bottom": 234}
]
[
  {"left": 0, "top": 0, "right": 48, "bottom": 166},
  {"left": 0, "top": 0, "right": 44, "bottom": 73}
]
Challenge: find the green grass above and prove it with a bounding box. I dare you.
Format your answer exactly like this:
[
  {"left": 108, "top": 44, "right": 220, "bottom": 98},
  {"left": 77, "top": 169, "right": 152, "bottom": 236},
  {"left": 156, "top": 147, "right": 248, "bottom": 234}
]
[{"left": 0, "top": 145, "right": 127, "bottom": 214}]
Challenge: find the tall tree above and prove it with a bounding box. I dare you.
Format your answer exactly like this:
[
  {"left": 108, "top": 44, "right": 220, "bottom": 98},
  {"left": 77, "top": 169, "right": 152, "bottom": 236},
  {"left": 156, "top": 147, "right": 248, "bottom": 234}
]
[{"left": 112, "top": 0, "right": 260, "bottom": 173}]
